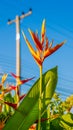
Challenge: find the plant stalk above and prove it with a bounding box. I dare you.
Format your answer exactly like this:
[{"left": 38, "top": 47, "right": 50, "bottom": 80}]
[
  {"left": 38, "top": 65, "right": 42, "bottom": 130},
  {"left": 15, "top": 85, "right": 20, "bottom": 108}
]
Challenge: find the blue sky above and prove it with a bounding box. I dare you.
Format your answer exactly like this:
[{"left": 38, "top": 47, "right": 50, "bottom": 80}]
[{"left": 0, "top": 0, "right": 73, "bottom": 99}]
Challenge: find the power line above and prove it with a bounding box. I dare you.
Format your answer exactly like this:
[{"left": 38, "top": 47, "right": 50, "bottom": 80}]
[
  {"left": 54, "top": 23, "right": 73, "bottom": 34},
  {"left": 0, "top": 59, "right": 73, "bottom": 84},
  {"left": 47, "top": 24, "right": 73, "bottom": 41},
  {"left": 59, "top": 76, "right": 73, "bottom": 83}
]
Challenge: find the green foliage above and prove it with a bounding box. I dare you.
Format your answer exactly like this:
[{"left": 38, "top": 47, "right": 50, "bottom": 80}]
[
  {"left": 4, "top": 93, "right": 15, "bottom": 114},
  {"left": 50, "top": 117, "right": 64, "bottom": 130},
  {"left": 60, "top": 113, "right": 73, "bottom": 129},
  {"left": 49, "top": 113, "right": 73, "bottom": 130},
  {"left": 41, "top": 94, "right": 73, "bottom": 130},
  {"left": 0, "top": 93, "right": 15, "bottom": 124},
  {"left": 3, "top": 66, "right": 58, "bottom": 130},
  {"left": 0, "top": 113, "right": 6, "bottom": 123}
]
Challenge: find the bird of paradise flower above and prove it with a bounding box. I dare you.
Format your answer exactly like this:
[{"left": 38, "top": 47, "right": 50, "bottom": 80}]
[
  {"left": 22, "top": 19, "right": 66, "bottom": 130},
  {"left": 0, "top": 73, "right": 34, "bottom": 109}
]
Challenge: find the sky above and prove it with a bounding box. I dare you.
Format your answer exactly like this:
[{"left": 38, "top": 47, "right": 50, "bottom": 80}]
[{"left": 0, "top": 0, "right": 73, "bottom": 99}]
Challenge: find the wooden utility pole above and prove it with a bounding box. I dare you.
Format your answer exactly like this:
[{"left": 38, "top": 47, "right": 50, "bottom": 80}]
[{"left": 7, "top": 10, "right": 32, "bottom": 98}]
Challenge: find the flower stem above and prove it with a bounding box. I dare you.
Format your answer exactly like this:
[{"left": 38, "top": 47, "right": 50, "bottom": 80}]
[
  {"left": 15, "top": 85, "right": 20, "bottom": 107},
  {"left": 38, "top": 65, "right": 42, "bottom": 130}
]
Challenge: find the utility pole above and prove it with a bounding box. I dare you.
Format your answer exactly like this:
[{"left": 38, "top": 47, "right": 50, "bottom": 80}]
[{"left": 7, "top": 9, "right": 32, "bottom": 100}]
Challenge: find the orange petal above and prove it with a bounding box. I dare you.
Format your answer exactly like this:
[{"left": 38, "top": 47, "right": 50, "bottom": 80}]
[
  {"left": 29, "top": 124, "right": 36, "bottom": 130},
  {"left": 0, "top": 84, "right": 2, "bottom": 89},
  {"left": 22, "top": 31, "right": 42, "bottom": 66},
  {"left": 2, "top": 86, "right": 16, "bottom": 93},
  {"left": 49, "top": 39, "right": 54, "bottom": 48},
  {"left": 33, "top": 54, "right": 43, "bottom": 67},
  {"left": 45, "top": 37, "right": 49, "bottom": 51},
  {"left": 44, "top": 41, "right": 66, "bottom": 59},
  {"left": 17, "top": 77, "right": 35, "bottom": 86},
  {"left": 9, "top": 85, "right": 16, "bottom": 90},
  {"left": 4, "top": 102, "right": 17, "bottom": 109},
  {"left": 22, "top": 31, "right": 37, "bottom": 57},
  {"left": 19, "top": 94, "right": 26, "bottom": 101},
  {"left": 28, "top": 29, "right": 42, "bottom": 51},
  {"left": 1, "top": 74, "right": 8, "bottom": 84},
  {"left": 11, "top": 73, "right": 21, "bottom": 79},
  {"left": 41, "top": 19, "right": 46, "bottom": 45},
  {"left": 0, "top": 94, "right": 3, "bottom": 99}
]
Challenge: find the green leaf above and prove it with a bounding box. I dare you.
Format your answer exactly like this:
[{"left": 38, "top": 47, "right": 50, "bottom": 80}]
[
  {"left": 3, "top": 66, "right": 58, "bottom": 130},
  {"left": 50, "top": 113, "right": 73, "bottom": 130},
  {"left": 40, "top": 107, "right": 50, "bottom": 130},
  {"left": 39, "top": 66, "right": 58, "bottom": 130},
  {"left": 60, "top": 113, "right": 73, "bottom": 129},
  {"left": 4, "top": 93, "right": 15, "bottom": 114},
  {"left": 50, "top": 117, "right": 64, "bottom": 130},
  {"left": 4, "top": 93, "right": 14, "bottom": 103}
]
